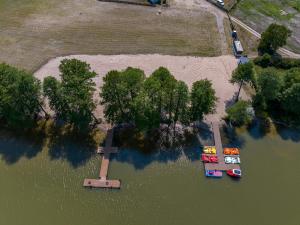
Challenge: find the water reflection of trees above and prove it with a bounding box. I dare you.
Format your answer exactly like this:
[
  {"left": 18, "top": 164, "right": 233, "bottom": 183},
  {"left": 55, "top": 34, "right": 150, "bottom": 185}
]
[
  {"left": 0, "top": 120, "right": 103, "bottom": 167},
  {"left": 111, "top": 124, "right": 211, "bottom": 169},
  {"left": 0, "top": 129, "right": 43, "bottom": 164}
]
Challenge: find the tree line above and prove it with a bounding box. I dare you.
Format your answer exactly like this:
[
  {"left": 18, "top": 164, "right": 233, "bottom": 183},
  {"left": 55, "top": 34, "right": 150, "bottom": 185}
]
[
  {"left": 227, "top": 61, "right": 300, "bottom": 125},
  {"left": 101, "top": 66, "right": 217, "bottom": 132},
  {"left": 226, "top": 23, "right": 300, "bottom": 126},
  {"left": 0, "top": 59, "right": 217, "bottom": 132}
]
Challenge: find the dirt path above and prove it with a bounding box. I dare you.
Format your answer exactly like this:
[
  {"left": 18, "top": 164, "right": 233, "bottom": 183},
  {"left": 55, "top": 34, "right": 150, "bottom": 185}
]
[
  {"left": 191, "top": 0, "right": 300, "bottom": 58},
  {"left": 178, "top": 0, "right": 300, "bottom": 58},
  {"left": 34, "top": 54, "right": 247, "bottom": 122},
  {"left": 230, "top": 17, "right": 300, "bottom": 58}
]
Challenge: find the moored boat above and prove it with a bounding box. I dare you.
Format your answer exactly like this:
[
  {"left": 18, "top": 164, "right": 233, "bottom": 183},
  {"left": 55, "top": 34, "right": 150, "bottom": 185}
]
[
  {"left": 227, "top": 169, "right": 242, "bottom": 178},
  {"left": 224, "top": 156, "right": 241, "bottom": 164},
  {"left": 201, "top": 154, "right": 218, "bottom": 163},
  {"left": 203, "top": 146, "right": 217, "bottom": 154},
  {"left": 223, "top": 148, "right": 240, "bottom": 155},
  {"left": 205, "top": 170, "right": 222, "bottom": 177}
]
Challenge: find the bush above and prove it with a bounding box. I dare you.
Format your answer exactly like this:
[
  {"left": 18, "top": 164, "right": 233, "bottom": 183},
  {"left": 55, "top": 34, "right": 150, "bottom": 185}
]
[
  {"left": 274, "top": 58, "right": 300, "bottom": 69},
  {"left": 258, "top": 24, "right": 291, "bottom": 55},
  {"left": 256, "top": 68, "right": 283, "bottom": 101},
  {"left": 254, "top": 55, "right": 300, "bottom": 70},
  {"left": 282, "top": 83, "right": 300, "bottom": 117},
  {"left": 226, "top": 101, "right": 254, "bottom": 126},
  {"left": 254, "top": 53, "right": 272, "bottom": 68}
]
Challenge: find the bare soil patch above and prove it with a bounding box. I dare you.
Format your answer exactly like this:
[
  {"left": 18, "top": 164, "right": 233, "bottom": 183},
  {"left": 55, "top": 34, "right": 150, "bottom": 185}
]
[{"left": 0, "top": 0, "right": 223, "bottom": 72}]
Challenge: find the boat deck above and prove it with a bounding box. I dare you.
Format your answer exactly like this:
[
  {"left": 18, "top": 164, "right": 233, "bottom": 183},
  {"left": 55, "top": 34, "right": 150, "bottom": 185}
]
[
  {"left": 204, "top": 163, "right": 240, "bottom": 171},
  {"left": 204, "top": 121, "right": 240, "bottom": 171},
  {"left": 83, "top": 178, "right": 121, "bottom": 189}
]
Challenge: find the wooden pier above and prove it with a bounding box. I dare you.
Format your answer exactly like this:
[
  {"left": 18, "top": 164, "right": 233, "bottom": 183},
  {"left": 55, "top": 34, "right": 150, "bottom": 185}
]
[
  {"left": 204, "top": 121, "right": 241, "bottom": 171},
  {"left": 83, "top": 129, "right": 121, "bottom": 189},
  {"left": 83, "top": 178, "right": 121, "bottom": 189}
]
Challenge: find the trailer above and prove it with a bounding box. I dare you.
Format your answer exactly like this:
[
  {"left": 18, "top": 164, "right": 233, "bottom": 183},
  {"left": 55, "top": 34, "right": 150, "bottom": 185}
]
[{"left": 233, "top": 40, "right": 243, "bottom": 57}]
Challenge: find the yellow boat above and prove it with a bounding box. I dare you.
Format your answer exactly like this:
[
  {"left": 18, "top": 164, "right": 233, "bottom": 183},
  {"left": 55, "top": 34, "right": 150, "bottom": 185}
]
[{"left": 203, "top": 146, "right": 217, "bottom": 154}]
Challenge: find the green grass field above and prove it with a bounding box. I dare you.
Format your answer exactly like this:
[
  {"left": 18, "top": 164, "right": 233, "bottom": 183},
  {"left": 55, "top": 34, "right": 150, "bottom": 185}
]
[
  {"left": 0, "top": 0, "right": 224, "bottom": 72},
  {"left": 232, "top": 0, "right": 300, "bottom": 53}
]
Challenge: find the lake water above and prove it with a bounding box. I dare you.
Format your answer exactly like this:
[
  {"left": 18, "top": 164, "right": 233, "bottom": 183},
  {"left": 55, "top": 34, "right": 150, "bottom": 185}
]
[{"left": 0, "top": 123, "right": 300, "bottom": 225}]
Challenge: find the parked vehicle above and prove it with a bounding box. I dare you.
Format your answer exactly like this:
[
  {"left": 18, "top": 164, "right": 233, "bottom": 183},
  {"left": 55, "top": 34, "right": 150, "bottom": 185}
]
[
  {"left": 233, "top": 40, "right": 244, "bottom": 57},
  {"left": 217, "top": 0, "right": 224, "bottom": 7}
]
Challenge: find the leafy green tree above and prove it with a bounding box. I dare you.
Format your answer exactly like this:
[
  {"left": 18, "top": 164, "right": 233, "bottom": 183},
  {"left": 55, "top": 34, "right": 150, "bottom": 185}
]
[
  {"left": 253, "top": 53, "right": 271, "bottom": 68},
  {"left": 284, "top": 68, "right": 300, "bottom": 88},
  {"left": 100, "top": 67, "right": 145, "bottom": 124},
  {"left": 131, "top": 90, "right": 160, "bottom": 130},
  {"left": 282, "top": 83, "right": 300, "bottom": 117},
  {"left": 190, "top": 79, "right": 217, "bottom": 122},
  {"left": 226, "top": 100, "right": 253, "bottom": 126},
  {"left": 172, "top": 81, "right": 189, "bottom": 127},
  {"left": 258, "top": 23, "right": 291, "bottom": 55},
  {"left": 148, "top": 67, "right": 176, "bottom": 117},
  {"left": 252, "top": 91, "right": 267, "bottom": 114},
  {"left": 230, "top": 62, "right": 255, "bottom": 101},
  {"left": 257, "top": 68, "right": 283, "bottom": 101},
  {"left": 143, "top": 67, "right": 177, "bottom": 125},
  {"left": 122, "top": 67, "right": 146, "bottom": 120},
  {"left": 101, "top": 67, "right": 191, "bottom": 132},
  {"left": 0, "top": 63, "right": 42, "bottom": 128},
  {"left": 43, "top": 59, "right": 96, "bottom": 130},
  {"left": 101, "top": 70, "right": 127, "bottom": 124}
]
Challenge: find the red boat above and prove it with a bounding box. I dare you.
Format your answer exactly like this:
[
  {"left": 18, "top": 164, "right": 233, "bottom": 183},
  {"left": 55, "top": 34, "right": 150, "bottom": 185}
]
[
  {"left": 201, "top": 154, "right": 218, "bottom": 163},
  {"left": 227, "top": 169, "right": 242, "bottom": 178}
]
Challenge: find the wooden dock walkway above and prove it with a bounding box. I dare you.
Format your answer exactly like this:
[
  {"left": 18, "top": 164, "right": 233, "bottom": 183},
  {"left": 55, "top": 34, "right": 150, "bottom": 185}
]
[
  {"left": 204, "top": 121, "right": 240, "bottom": 171},
  {"left": 83, "top": 129, "right": 121, "bottom": 189},
  {"left": 83, "top": 178, "right": 121, "bottom": 189}
]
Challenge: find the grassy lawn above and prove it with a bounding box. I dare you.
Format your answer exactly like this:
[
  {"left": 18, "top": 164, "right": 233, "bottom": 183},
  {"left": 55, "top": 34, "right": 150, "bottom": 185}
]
[
  {"left": 232, "top": 0, "right": 300, "bottom": 53},
  {"left": 0, "top": 0, "right": 223, "bottom": 72}
]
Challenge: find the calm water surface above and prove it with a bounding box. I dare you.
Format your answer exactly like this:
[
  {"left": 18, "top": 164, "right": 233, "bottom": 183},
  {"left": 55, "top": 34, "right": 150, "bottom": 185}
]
[{"left": 0, "top": 124, "right": 300, "bottom": 225}]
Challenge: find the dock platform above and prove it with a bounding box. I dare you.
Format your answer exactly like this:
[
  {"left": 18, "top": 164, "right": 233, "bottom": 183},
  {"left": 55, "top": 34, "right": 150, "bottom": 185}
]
[
  {"left": 204, "top": 163, "right": 240, "bottom": 171},
  {"left": 204, "top": 121, "right": 240, "bottom": 171},
  {"left": 97, "top": 147, "right": 118, "bottom": 154},
  {"left": 83, "top": 178, "right": 121, "bottom": 189},
  {"left": 83, "top": 128, "right": 121, "bottom": 189}
]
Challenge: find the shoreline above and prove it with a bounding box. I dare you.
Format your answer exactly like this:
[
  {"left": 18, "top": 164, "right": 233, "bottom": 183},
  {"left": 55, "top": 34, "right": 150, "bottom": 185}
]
[{"left": 34, "top": 54, "right": 248, "bottom": 123}]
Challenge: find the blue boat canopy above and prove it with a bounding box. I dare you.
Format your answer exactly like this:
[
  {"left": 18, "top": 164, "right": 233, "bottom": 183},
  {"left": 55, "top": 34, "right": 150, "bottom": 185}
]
[{"left": 148, "top": 0, "right": 161, "bottom": 4}]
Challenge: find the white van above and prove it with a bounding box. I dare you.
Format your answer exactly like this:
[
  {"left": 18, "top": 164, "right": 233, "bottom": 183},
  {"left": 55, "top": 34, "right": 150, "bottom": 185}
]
[{"left": 217, "top": 0, "right": 225, "bottom": 7}]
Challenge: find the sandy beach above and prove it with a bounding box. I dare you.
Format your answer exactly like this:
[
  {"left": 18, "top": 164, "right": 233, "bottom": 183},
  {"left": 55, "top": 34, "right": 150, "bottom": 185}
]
[{"left": 34, "top": 54, "right": 245, "bottom": 122}]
